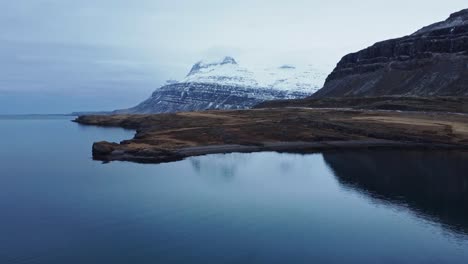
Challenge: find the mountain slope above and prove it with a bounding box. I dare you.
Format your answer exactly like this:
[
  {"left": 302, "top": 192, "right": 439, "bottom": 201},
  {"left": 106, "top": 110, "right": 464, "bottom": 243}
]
[
  {"left": 116, "top": 57, "right": 326, "bottom": 113},
  {"left": 314, "top": 8, "right": 468, "bottom": 98}
]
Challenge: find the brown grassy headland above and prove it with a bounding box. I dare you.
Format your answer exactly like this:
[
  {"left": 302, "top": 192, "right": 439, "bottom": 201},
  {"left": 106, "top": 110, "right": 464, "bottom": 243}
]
[{"left": 74, "top": 107, "right": 468, "bottom": 163}]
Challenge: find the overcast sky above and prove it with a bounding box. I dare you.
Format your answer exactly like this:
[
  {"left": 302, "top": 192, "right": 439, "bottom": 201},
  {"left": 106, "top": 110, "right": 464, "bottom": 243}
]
[{"left": 0, "top": 0, "right": 466, "bottom": 113}]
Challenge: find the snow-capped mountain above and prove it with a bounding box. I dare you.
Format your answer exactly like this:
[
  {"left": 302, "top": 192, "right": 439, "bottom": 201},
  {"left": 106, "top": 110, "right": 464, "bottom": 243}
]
[
  {"left": 115, "top": 56, "right": 327, "bottom": 114},
  {"left": 181, "top": 57, "right": 259, "bottom": 87}
]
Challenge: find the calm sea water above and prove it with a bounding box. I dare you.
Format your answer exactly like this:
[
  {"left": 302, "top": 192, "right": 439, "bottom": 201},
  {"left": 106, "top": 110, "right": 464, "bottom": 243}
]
[{"left": 0, "top": 116, "right": 468, "bottom": 264}]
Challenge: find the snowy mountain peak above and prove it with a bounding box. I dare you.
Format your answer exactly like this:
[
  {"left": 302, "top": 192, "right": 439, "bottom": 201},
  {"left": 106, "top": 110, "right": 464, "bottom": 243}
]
[
  {"left": 219, "top": 56, "right": 237, "bottom": 65},
  {"left": 183, "top": 56, "right": 259, "bottom": 87},
  {"left": 188, "top": 56, "right": 238, "bottom": 76}
]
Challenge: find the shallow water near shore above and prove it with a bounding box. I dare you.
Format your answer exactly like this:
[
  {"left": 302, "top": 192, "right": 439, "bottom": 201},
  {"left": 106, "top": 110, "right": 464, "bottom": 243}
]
[{"left": 1, "top": 116, "right": 468, "bottom": 264}]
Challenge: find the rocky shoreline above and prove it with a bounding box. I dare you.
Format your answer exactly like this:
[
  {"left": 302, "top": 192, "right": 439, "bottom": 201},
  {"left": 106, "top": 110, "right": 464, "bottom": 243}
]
[
  {"left": 75, "top": 108, "right": 468, "bottom": 164},
  {"left": 91, "top": 140, "right": 466, "bottom": 164}
]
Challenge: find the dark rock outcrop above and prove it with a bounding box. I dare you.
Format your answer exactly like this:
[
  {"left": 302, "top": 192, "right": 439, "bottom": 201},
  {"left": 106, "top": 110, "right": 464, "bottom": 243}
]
[
  {"left": 92, "top": 141, "right": 119, "bottom": 160},
  {"left": 315, "top": 9, "right": 468, "bottom": 97}
]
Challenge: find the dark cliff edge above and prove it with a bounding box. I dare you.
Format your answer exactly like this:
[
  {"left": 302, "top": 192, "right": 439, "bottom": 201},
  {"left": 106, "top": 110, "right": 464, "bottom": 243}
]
[{"left": 314, "top": 8, "right": 468, "bottom": 97}]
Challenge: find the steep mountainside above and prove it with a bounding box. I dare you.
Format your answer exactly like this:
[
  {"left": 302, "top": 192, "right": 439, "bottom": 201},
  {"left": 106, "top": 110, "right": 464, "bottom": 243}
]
[
  {"left": 115, "top": 57, "right": 326, "bottom": 113},
  {"left": 314, "top": 9, "right": 468, "bottom": 98}
]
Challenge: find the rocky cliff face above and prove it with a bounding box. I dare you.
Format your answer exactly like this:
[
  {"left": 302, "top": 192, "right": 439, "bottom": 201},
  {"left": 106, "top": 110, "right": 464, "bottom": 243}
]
[
  {"left": 116, "top": 57, "right": 326, "bottom": 114},
  {"left": 314, "top": 9, "right": 468, "bottom": 97},
  {"left": 116, "top": 82, "right": 309, "bottom": 114}
]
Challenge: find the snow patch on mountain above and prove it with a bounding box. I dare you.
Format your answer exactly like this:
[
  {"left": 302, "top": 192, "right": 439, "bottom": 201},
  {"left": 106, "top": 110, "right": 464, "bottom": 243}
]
[
  {"left": 182, "top": 57, "right": 259, "bottom": 87},
  {"left": 255, "top": 65, "right": 327, "bottom": 94}
]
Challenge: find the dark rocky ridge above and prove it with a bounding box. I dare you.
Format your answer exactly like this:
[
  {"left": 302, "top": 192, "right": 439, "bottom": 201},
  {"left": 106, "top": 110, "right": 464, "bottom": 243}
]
[{"left": 314, "top": 9, "right": 468, "bottom": 97}]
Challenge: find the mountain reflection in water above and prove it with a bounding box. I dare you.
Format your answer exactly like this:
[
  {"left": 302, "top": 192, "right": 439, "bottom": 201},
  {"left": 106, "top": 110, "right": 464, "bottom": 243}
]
[
  {"left": 323, "top": 150, "right": 468, "bottom": 236},
  {"left": 190, "top": 152, "right": 298, "bottom": 182}
]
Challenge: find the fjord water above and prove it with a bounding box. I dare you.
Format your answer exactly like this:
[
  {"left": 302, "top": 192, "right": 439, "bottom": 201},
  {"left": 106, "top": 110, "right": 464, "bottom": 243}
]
[{"left": 1, "top": 116, "right": 468, "bottom": 264}]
